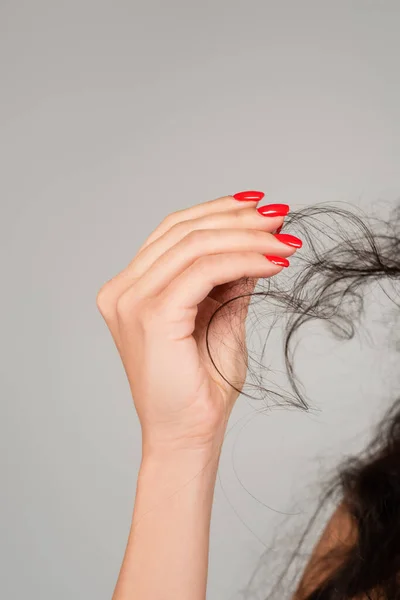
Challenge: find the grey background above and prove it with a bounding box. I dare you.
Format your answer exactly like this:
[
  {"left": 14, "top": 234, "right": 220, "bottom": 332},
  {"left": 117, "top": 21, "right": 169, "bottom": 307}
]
[{"left": 1, "top": 1, "right": 400, "bottom": 598}]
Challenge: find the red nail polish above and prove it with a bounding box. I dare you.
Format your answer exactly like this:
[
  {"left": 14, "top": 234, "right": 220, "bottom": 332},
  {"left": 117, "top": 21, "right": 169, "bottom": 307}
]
[
  {"left": 265, "top": 255, "right": 290, "bottom": 267},
  {"left": 275, "top": 225, "right": 283, "bottom": 234},
  {"left": 273, "top": 233, "right": 303, "bottom": 248},
  {"left": 257, "top": 204, "right": 290, "bottom": 217},
  {"left": 233, "top": 190, "right": 265, "bottom": 201}
]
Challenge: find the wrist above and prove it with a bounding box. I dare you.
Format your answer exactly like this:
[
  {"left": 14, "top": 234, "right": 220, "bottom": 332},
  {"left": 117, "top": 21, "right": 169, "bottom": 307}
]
[
  {"left": 138, "top": 438, "right": 223, "bottom": 494},
  {"left": 133, "top": 443, "right": 221, "bottom": 527},
  {"left": 141, "top": 429, "right": 226, "bottom": 465},
  {"left": 140, "top": 440, "right": 223, "bottom": 474}
]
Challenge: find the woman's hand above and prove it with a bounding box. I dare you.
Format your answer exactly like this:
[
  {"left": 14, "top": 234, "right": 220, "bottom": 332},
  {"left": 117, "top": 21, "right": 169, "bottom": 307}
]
[
  {"left": 99, "top": 191, "right": 303, "bottom": 600},
  {"left": 96, "top": 192, "right": 301, "bottom": 456}
]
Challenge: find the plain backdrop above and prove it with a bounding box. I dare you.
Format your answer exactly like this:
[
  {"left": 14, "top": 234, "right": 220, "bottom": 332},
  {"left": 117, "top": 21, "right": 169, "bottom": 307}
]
[{"left": 1, "top": 1, "right": 400, "bottom": 599}]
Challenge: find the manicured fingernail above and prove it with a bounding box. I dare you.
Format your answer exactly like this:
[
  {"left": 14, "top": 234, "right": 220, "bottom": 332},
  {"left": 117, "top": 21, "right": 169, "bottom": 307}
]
[
  {"left": 275, "top": 225, "right": 283, "bottom": 234},
  {"left": 257, "top": 203, "right": 290, "bottom": 217},
  {"left": 265, "top": 255, "right": 290, "bottom": 267},
  {"left": 233, "top": 190, "right": 265, "bottom": 201},
  {"left": 273, "top": 233, "right": 303, "bottom": 248}
]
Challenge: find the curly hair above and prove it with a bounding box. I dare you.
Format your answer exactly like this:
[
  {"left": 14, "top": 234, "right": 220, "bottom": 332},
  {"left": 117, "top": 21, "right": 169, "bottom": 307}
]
[{"left": 205, "top": 200, "right": 400, "bottom": 599}]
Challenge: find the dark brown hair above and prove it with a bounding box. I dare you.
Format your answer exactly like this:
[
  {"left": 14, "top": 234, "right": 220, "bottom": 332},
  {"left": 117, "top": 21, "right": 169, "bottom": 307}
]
[{"left": 206, "top": 201, "right": 400, "bottom": 599}]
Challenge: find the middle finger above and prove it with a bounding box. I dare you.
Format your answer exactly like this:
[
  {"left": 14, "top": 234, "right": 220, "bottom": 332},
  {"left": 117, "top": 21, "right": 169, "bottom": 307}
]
[{"left": 124, "top": 205, "right": 290, "bottom": 283}]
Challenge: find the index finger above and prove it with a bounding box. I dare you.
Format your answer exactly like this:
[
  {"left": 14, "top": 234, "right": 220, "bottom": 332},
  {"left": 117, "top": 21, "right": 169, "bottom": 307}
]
[{"left": 136, "top": 191, "right": 264, "bottom": 254}]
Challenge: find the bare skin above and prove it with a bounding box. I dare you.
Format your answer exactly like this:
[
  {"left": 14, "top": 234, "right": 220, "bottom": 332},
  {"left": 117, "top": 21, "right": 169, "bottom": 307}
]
[
  {"left": 293, "top": 502, "right": 358, "bottom": 598},
  {"left": 97, "top": 193, "right": 305, "bottom": 599}
]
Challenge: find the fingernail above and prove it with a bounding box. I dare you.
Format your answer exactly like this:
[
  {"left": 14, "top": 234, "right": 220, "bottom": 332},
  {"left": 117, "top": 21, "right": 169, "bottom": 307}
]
[
  {"left": 257, "top": 203, "right": 290, "bottom": 217},
  {"left": 275, "top": 225, "right": 283, "bottom": 234},
  {"left": 233, "top": 190, "right": 265, "bottom": 201},
  {"left": 273, "top": 233, "right": 303, "bottom": 248},
  {"left": 265, "top": 255, "right": 290, "bottom": 267}
]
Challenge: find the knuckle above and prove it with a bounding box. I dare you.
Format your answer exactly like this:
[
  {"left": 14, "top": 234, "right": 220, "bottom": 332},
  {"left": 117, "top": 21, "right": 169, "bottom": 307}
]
[
  {"left": 136, "top": 299, "right": 165, "bottom": 334},
  {"left": 192, "top": 254, "right": 222, "bottom": 289},
  {"left": 183, "top": 229, "right": 212, "bottom": 248},
  {"left": 115, "top": 290, "right": 156, "bottom": 328},
  {"left": 169, "top": 219, "right": 189, "bottom": 238},
  {"left": 115, "top": 289, "right": 140, "bottom": 320},
  {"left": 115, "top": 294, "right": 130, "bottom": 319},
  {"left": 246, "top": 228, "right": 264, "bottom": 243},
  {"left": 193, "top": 254, "right": 217, "bottom": 274},
  {"left": 96, "top": 281, "right": 115, "bottom": 315},
  {"left": 159, "top": 214, "right": 173, "bottom": 230},
  {"left": 233, "top": 207, "right": 250, "bottom": 222},
  {"left": 161, "top": 210, "right": 183, "bottom": 229}
]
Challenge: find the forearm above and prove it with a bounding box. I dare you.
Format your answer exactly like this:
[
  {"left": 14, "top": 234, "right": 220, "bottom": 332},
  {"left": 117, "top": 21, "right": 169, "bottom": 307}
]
[{"left": 112, "top": 444, "right": 222, "bottom": 600}]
